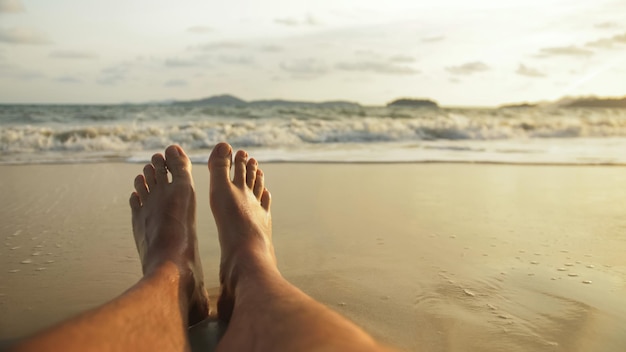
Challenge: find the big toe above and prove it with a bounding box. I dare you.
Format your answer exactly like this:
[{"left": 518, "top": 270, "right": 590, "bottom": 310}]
[
  {"left": 208, "top": 142, "right": 233, "bottom": 183},
  {"left": 165, "top": 145, "right": 192, "bottom": 182}
]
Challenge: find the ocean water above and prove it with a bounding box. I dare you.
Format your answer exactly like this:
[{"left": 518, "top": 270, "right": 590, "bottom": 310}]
[{"left": 2, "top": 104, "right": 626, "bottom": 165}]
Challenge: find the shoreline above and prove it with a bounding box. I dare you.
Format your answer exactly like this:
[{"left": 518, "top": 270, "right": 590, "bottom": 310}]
[{"left": 4, "top": 160, "right": 626, "bottom": 167}]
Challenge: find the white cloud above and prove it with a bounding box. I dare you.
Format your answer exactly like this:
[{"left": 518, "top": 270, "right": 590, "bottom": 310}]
[
  {"left": 280, "top": 58, "right": 328, "bottom": 76},
  {"left": 259, "top": 45, "right": 283, "bottom": 53},
  {"left": 186, "top": 26, "right": 212, "bottom": 34},
  {"left": 164, "top": 58, "right": 199, "bottom": 68},
  {"left": 195, "top": 41, "right": 244, "bottom": 51},
  {"left": 0, "top": 64, "right": 45, "bottom": 80},
  {"left": 49, "top": 50, "right": 98, "bottom": 59},
  {"left": 0, "top": 27, "right": 49, "bottom": 45},
  {"left": 0, "top": 0, "right": 24, "bottom": 13},
  {"left": 594, "top": 22, "right": 619, "bottom": 29},
  {"left": 97, "top": 63, "right": 131, "bottom": 85},
  {"left": 274, "top": 18, "right": 299, "bottom": 26},
  {"left": 538, "top": 46, "right": 593, "bottom": 57},
  {"left": 446, "top": 61, "right": 489, "bottom": 75},
  {"left": 55, "top": 75, "right": 82, "bottom": 84},
  {"left": 335, "top": 61, "right": 419, "bottom": 75},
  {"left": 516, "top": 64, "right": 546, "bottom": 78},
  {"left": 274, "top": 14, "right": 320, "bottom": 27},
  {"left": 164, "top": 79, "right": 187, "bottom": 87},
  {"left": 389, "top": 55, "right": 416, "bottom": 63},
  {"left": 586, "top": 32, "right": 626, "bottom": 49},
  {"left": 219, "top": 55, "right": 254, "bottom": 65}
]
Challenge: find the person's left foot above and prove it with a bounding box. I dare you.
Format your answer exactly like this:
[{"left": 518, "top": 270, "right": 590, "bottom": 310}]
[{"left": 129, "top": 145, "right": 210, "bottom": 326}]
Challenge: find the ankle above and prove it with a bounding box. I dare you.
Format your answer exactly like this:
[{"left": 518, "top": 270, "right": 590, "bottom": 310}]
[
  {"left": 221, "top": 247, "right": 280, "bottom": 294},
  {"left": 146, "top": 260, "right": 198, "bottom": 298}
]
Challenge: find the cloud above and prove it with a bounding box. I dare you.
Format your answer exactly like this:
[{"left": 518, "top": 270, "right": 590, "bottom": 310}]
[
  {"left": 0, "top": 0, "right": 24, "bottom": 13},
  {"left": 0, "top": 27, "right": 49, "bottom": 45},
  {"left": 259, "top": 45, "right": 283, "bottom": 53},
  {"left": 164, "top": 79, "right": 187, "bottom": 87},
  {"left": 165, "top": 58, "right": 199, "bottom": 68},
  {"left": 389, "top": 55, "right": 416, "bottom": 63},
  {"left": 219, "top": 55, "right": 254, "bottom": 65},
  {"left": 274, "top": 14, "right": 320, "bottom": 27},
  {"left": 186, "top": 26, "right": 212, "bottom": 34},
  {"left": 354, "top": 50, "right": 382, "bottom": 58},
  {"left": 97, "top": 63, "right": 131, "bottom": 85},
  {"left": 0, "top": 64, "right": 45, "bottom": 80},
  {"left": 195, "top": 41, "right": 244, "bottom": 51},
  {"left": 280, "top": 58, "right": 328, "bottom": 76},
  {"left": 446, "top": 61, "right": 489, "bottom": 75},
  {"left": 585, "top": 32, "right": 626, "bottom": 48},
  {"left": 55, "top": 75, "right": 82, "bottom": 84},
  {"left": 594, "top": 22, "right": 618, "bottom": 29},
  {"left": 538, "top": 46, "right": 593, "bottom": 57},
  {"left": 49, "top": 50, "right": 97, "bottom": 59},
  {"left": 335, "top": 61, "right": 419, "bottom": 75},
  {"left": 516, "top": 64, "right": 546, "bottom": 78},
  {"left": 274, "top": 18, "right": 299, "bottom": 26},
  {"left": 422, "top": 36, "right": 445, "bottom": 43}
]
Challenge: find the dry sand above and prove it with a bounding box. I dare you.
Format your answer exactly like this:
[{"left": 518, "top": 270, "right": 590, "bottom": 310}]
[{"left": 1, "top": 162, "right": 626, "bottom": 351}]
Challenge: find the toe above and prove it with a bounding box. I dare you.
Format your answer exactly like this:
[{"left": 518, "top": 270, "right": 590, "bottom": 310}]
[
  {"left": 143, "top": 164, "right": 156, "bottom": 190},
  {"left": 165, "top": 145, "right": 192, "bottom": 183},
  {"left": 208, "top": 142, "right": 233, "bottom": 183},
  {"left": 134, "top": 175, "right": 149, "bottom": 201},
  {"left": 245, "top": 158, "right": 258, "bottom": 189},
  {"left": 233, "top": 150, "right": 248, "bottom": 187},
  {"left": 253, "top": 169, "right": 264, "bottom": 200},
  {"left": 260, "top": 189, "right": 271, "bottom": 210},
  {"left": 152, "top": 153, "right": 168, "bottom": 185},
  {"left": 129, "top": 192, "right": 142, "bottom": 210}
]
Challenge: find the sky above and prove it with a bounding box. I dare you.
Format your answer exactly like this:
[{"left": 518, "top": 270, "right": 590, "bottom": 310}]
[{"left": 0, "top": 0, "right": 625, "bottom": 106}]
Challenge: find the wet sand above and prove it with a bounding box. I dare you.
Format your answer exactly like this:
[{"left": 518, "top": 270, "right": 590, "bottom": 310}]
[{"left": 1, "top": 162, "right": 625, "bottom": 351}]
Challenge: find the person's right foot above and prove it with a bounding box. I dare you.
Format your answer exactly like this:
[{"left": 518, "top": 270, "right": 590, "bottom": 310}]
[
  {"left": 130, "top": 145, "right": 210, "bottom": 326},
  {"left": 208, "top": 142, "right": 277, "bottom": 322}
]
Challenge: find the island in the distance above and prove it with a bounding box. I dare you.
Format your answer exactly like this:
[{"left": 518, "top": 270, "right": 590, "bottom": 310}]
[
  {"left": 564, "top": 96, "right": 626, "bottom": 108},
  {"left": 165, "top": 93, "right": 626, "bottom": 109},
  {"left": 386, "top": 98, "right": 439, "bottom": 108},
  {"left": 500, "top": 95, "right": 626, "bottom": 109},
  {"left": 173, "top": 94, "right": 361, "bottom": 109}
]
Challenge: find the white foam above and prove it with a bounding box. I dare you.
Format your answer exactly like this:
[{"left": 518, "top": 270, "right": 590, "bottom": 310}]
[{"left": 3, "top": 105, "right": 626, "bottom": 165}]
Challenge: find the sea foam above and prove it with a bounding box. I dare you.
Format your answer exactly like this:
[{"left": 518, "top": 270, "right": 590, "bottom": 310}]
[{"left": 2, "top": 105, "right": 626, "bottom": 165}]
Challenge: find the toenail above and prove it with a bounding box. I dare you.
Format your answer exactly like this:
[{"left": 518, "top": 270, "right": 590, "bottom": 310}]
[{"left": 217, "top": 144, "right": 231, "bottom": 157}]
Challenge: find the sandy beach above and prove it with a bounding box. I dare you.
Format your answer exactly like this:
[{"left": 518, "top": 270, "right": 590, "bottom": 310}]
[{"left": 1, "top": 162, "right": 626, "bottom": 351}]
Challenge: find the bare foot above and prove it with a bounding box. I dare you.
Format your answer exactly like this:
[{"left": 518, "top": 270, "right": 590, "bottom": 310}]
[
  {"left": 129, "top": 145, "right": 210, "bottom": 326},
  {"left": 208, "top": 142, "right": 276, "bottom": 322}
]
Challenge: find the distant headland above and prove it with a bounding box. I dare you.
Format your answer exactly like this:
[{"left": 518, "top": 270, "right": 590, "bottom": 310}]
[
  {"left": 386, "top": 98, "right": 439, "bottom": 108},
  {"left": 173, "top": 94, "right": 360, "bottom": 109},
  {"left": 172, "top": 94, "right": 626, "bottom": 109},
  {"left": 500, "top": 96, "right": 626, "bottom": 109}
]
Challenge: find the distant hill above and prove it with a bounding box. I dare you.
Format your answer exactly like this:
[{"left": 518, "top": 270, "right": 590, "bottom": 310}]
[
  {"left": 563, "top": 96, "right": 626, "bottom": 108},
  {"left": 175, "top": 94, "right": 247, "bottom": 106},
  {"left": 387, "top": 98, "right": 439, "bottom": 108},
  {"left": 500, "top": 96, "right": 626, "bottom": 109},
  {"left": 174, "top": 94, "right": 360, "bottom": 108},
  {"left": 498, "top": 102, "right": 537, "bottom": 109}
]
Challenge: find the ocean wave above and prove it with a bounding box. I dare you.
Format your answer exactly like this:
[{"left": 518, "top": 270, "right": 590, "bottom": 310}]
[{"left": 2, "top": 105, "right": 626, "bottom": 164}]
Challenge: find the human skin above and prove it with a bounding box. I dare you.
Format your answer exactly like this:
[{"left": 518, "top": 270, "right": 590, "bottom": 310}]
[{"left": 12, "top": 143, "right": 394, "bottom": 352}]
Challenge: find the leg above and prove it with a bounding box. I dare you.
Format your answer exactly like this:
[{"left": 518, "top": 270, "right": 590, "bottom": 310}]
[
  {"left": 13, "top": 145, "right": 209, "bottom": 352},
  {"left": 208, "top": 142, "right": 395, "bottom": 352}
]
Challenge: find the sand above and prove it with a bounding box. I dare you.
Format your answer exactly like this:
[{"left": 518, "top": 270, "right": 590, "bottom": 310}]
[{"left": 1, "top": 162, "right": 626, "bottom": 351}]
